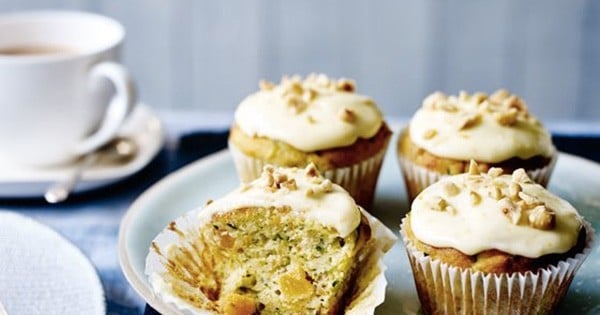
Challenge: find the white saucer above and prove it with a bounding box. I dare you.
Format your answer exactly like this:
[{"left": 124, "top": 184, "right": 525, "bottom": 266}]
[
  {"left": 0, "top": 210, "right": 105, "bottom": 314},
  {"left": 0, "top": 104, "right": 164, "bottom": 198}
]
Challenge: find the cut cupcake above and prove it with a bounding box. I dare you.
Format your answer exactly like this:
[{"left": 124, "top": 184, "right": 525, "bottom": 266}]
[
  {"left": 229, "top": 74, "right": 392, "bottom": 208},
  {"left": 398, "top": 90, "right": 556, "bottom": 202},
  {"left": 400, "top": 161, "right": 594, "bottom": 315},
  {"left": 146, "top": 164, "right": 396, "bottom": 315}
]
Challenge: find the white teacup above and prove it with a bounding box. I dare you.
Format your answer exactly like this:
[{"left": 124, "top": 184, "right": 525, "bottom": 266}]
[{"left": 0, "top": 11, "right": 136, "bottom": 167}]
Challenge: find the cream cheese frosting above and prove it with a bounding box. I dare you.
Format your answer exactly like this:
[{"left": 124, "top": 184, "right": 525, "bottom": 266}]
[
  {"left": 196, "top": 164, "right": 362, "bottom": 238},
  {"left": 234, "top": 74, "right": 384, "bottom": 152},
  {"left": 409, "top": 90, "right": 555, "bottom": 163},
  {"left": 410, "top": 162, "right": 582, "bottom": 258}
]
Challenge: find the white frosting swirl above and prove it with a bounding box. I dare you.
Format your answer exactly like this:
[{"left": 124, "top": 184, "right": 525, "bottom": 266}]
[
  {"left": 197, "top": 164, "right": 362, "bottom": 237},
  {"left": 234, "top": 74, "right": 383, "bottom": 151},
  {"left": 410, "top": 168, "right": 582, "bottom": 258},
  {"left": 409, "top": 90, "right": 554, "bottom": 163}
]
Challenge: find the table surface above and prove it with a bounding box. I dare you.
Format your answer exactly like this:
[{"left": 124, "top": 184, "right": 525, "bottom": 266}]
[{"left": 1, "top": 116, "right": 599, "bottom": 315}]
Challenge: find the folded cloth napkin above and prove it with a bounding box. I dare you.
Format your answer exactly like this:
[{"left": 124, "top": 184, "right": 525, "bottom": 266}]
[{"left": 0, "top": 211, "right": 105, "bottom": 315}]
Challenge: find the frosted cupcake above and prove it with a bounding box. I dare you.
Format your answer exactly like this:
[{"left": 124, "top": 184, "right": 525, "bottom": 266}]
[
  {"left": 229, "top": 74, "right": 392, "bottom": 208},
  {"left": 146, "top": 164, "right": 396, "bottom": 314},
  {"left": 400, "top": 161, "right": 593, "bottom": 315},
  {"left": 398, "top": 90, "right": 556, "bottom": 202}
]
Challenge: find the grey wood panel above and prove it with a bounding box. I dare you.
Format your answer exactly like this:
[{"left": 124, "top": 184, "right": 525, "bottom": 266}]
[{"left": 0, "top": 0, "right": 598, "bottom": 122}]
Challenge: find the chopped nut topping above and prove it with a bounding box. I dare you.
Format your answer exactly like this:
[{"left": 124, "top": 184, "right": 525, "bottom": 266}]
[
  {"left": 509, "top": 182, "right": 522, "bottom": 199},
  {"left": 430, "top": 196, "right": 448, "bottom": 211},
  {"left": 494, "top": 108, "right": 519, "bottom": 126},
  {"left": 339, "top": 108, "right": 356, "bottom": 123},
  {"left": 306, "top": 179, "right": 334, "bottom": 197},
  {"left": 458, "top": 112, "right": 481, "bottom": 130},
  {"left": 443, "top": 182, "right": 460, "bottom": 197},
  {"left": 336, "top": 78, "right": 356, "bottom": 92},
  {"left": 499, "top": 197, "right": 521, "bottom": 224},
  {"left": 302, "top": 89, "right": 317, "bottom": 102},
  {"left": 503, "top": 95, "right": 527, "bottom": 112},
  {"left": 423, "top": 92, "right": 446, "bottom": 110},
  {"left": 205, "top": 199, "right": 214, "bottom": 205},
  {"left": 286, "top": 95, "right": 307, "bottom": 114},
  {"left": 512, "top": 169, "right": 532, "bottom": 183},
  {"left": 423, "top": 129, "right": 437, "bottom": 140},
  {"left": 305, "top": 163, "right": 319, "bottom": 177},
  {"left": 288, "top": 81, "right": 303, "bottom": 95},
  {"left": 259, "top": 79, "right": 275, "bottom": 91},
  {"left": 458, "top": 90, "right": 469, "bottom": 101},
  {"left": 306, "top": 115, "right": 316, "bottom": 124},
  {"left": 488, "top": 186, "right": 502, "bottom": 200},
  {"left": 518, "top": 191, "right": 539, "bottom": 205},
  {"left": 490, "top": 89, "right": 510, "bottom": 103},
  {"left": 469, "top": 190, "right": 482, "bottom": 205},
  {"left": 487, "top": 167, "right": 503, "bottom": 177},
  {"left": 468, "top": 160, "right": 480, "bottom": 175},
  {"left": 528, "top": 205, "right": 556, "bottom": 230},
  {"left": 440, "top": 103, "right": 458, "bottom": 112},
  {"left": 280, "top": 178, "right": 297, "bottom": 191},
  {"left": 472, "top": 92, "right": 488, "bottom": 104}
]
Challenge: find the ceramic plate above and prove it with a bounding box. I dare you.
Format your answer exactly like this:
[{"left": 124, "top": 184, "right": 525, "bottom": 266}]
[
  {"left": 119, "top": 147, "right": 600, "bottom": 314},
  {"left": 0, "top": 210, "right": 105, "bottom": 314},
  {"left": 0, "top": 104, "right": 164, "bottom": 198}
]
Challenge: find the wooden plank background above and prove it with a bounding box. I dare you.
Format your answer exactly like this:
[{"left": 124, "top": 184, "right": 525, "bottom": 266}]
[{"left": 1, "top": 0, "right": 599, "bottom": 122}]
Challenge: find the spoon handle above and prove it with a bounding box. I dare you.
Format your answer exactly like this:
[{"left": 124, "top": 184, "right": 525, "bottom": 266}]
[{"left": 44, "top": 153, "right": 99, "bottom": 203}]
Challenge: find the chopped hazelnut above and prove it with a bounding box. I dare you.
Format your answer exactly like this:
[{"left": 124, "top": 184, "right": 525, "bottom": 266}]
[
  {"left": 503, "top": 95, "right": 527, "bottom": 112},
  {"left": 305, "top": 163, "right": 319, "bottom": 177},
  {"left": 509, "top": 182, "right": 522, "bottom": 199},
  {"left": 339, "top": 108, "right": 356, "bottom": 123},
  {"left": 490, "top": 89, "right": 510, "bottom": 103},
  {"left": 336, "top": 78, "right": 356, "bottom": 92},
  {"left": 423, "top": 92, "right": 446, "bottom": 110},
  {"left": 488, "top": 186, "right": 502, "bottom": 200},
  {"left": 440, "top": 103, "right": 458, "bottom": 112},
  {"left": 458, "top": 90, "right": 469, "bottom": 101},
  {"left": 458, "top": 112, "right": 481, "bottom": 130},
  {"left": 302, "top": 89, "right": 317, "bottom": 102},
  {"left": 281, "top": 178, "right": 297, "bottom": 191},
  {"left": 528, "top": 205, "right": 555, "bottom": 230},
  {"left": 472, "top": 92, "right": 488, "bottom": 104},
  {"left": 469, "top": 191, "right": 482, "bottom": 205},
  {"left": 494, "top": 108, "right": 519, "bottom": 126},
  {"left": 487, "top": 167, "right": 503, "bottom": 177},
  {"left": 286, "top": 96, "right": 307, "bottom": 114},
  {"left": 499, "top": 197, "right": 521, "bottom": 225},
  {"left": 443, "top": 182, "right": 460, "bottom": 197},
  {"left": 259, "top": 79, "right": 275, "bottom": 91},
  {"left": 512, "top": 169, "right": 532, "bottom": 183},
  {"left": 423, "top": 129, "right": 437, "bottom": 140},
  {"left": 518, "top": 191, "right": 539, "bottom": 205}
]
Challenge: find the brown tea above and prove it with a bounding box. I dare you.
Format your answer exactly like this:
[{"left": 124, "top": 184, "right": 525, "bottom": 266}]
[{"left": 0, "top": 44, "right": 77, "bottom": 56}]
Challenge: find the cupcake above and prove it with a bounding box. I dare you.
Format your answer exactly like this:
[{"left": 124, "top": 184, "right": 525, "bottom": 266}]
[
  {"left": 400, "top": 161, "right": 593, "bottom": 315},
  {"left": 229, "top": 74, "right": 392, "bottom": 208},
  {"left": 398, "top": 89, "right": 556, "bottom": 202},
  {"left": 146, "top": 164, "right": 396, "bottom": 314}
]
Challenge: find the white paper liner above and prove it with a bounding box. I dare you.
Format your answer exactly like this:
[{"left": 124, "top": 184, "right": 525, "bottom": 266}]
[
  {"left": 399, "top": 218, "right": 594, "bottom": 315},
  {"left": 228, "top": 142, "right": 388, "bottom": 208},
  {"left": 398, "top": 153, "right": 557, "bottom": 203},
  {"left": 146, "top": 206, "right": 396, "bottom": 315}
]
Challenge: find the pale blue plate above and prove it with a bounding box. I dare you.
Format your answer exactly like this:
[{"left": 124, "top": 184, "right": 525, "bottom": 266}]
[{"left": 118, "top": 148, "right": 600, "bottom": 314}]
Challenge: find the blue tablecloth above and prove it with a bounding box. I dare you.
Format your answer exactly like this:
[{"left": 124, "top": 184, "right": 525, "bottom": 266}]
[{"left": 1, "top": 131, "right": 598, "bottom": 315}]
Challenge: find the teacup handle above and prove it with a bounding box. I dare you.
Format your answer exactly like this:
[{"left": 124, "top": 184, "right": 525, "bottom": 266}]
[{"left": 73, "top": 61, "right": 137, "bottom": 155}]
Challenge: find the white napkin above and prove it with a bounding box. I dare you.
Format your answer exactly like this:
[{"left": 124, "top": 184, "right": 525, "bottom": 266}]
[{"left": 0, "top": 211, "right": 105, "bottom": 315}]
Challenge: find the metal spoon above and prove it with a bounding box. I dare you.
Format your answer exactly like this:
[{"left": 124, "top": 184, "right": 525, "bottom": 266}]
[{"left": 44, "top": 137, "right": 137, "bottom": 203}]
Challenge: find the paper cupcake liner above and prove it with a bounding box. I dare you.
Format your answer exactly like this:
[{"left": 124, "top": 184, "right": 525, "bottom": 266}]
[
  {"left": 399, "top": 218, "right": 594, "bottom": 315},
  {"left": 398, "top": 153, "right": 557, "bottom": 203},
  {"left": 146, "top": 207, "right": 396, "bottom": 315},
  {"left": 229, "top": 142, "right": 388, "bottom": 209}
]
